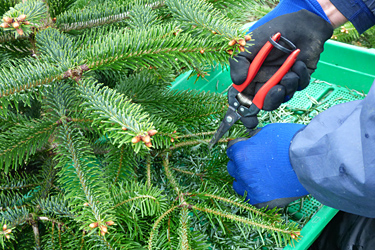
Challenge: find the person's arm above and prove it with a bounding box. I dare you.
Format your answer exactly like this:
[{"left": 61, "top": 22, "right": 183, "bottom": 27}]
[
  {"left": 316, "top": 0, "right": 348, "bottom": 28},
  {"left": 328, "top": 0, "right": 375, "bottom": 34},
  {"left": 290, "top": 81, "right": 375, "bottom": 218}
]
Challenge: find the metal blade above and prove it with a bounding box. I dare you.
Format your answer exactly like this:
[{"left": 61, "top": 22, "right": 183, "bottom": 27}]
[{"left": 209, "top": 107, "right": 241, "bottom": 148}]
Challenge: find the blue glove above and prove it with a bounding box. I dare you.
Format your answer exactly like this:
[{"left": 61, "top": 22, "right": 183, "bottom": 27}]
[
  {"left": 227, "top": 123, "right": 308, "bottom": 208},
  {"left": 248, "top": 0, "right": 330, "bottom": 33}
]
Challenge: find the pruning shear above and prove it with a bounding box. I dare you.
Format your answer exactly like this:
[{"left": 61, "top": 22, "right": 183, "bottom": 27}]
[{"left": 209, "top": 32, "right": 301, "bottom": 147}]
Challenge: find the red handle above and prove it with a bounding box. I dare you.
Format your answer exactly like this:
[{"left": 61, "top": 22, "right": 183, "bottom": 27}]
[
  {"left": 252, "top": 49, "right": 301, "bottom": 109},
  {"left": 233, "top": 33, "right": 281, "bottom": 93}
]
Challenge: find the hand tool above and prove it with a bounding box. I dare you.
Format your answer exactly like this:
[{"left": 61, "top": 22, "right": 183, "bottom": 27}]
[{"left": 209, "top": 32, "right": 300, "bottom": 147}]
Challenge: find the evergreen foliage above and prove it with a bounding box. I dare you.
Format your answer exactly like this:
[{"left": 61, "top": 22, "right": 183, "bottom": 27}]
[{"left": 0, "top": 0, "right": 306, "bottom": 249}]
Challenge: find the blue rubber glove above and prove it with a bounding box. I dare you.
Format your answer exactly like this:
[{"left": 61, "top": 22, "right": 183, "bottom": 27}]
[{"left": 227, "top": 123, "right": 308, "bottom": 208}]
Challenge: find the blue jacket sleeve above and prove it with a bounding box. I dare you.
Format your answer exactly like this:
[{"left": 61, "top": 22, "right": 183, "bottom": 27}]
[
  {"left": 289, "top": 81, "right": 375, "bottom": 218},
  {"left": 330, "top": 0, "right": 375, "bottom": 34}
]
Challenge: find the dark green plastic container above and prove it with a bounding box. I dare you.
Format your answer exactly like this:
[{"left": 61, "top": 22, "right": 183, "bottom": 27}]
[{"left": 171, "top": 39, "right": 375, "bottom": 249}]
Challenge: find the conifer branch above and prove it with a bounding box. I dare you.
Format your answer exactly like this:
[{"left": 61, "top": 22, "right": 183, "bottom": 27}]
[
  {"left": 30, "top": 218, "right": 40, "bottom": 249},
  {"left": 84, "top": 24, "right": 228, "bottom": 71},
  {"left": 148, "top": 205, "right": 180, "bottom": 250},
  {"left": 168, "top": 138, "right": 231, "bottom": 150},
  {"left": 162, "top": 154, "right": 180, "bottom": 194},
  {"left": 0, "top": 172, "right": 40, "bottom": 191},
  {"left": 112, "top": 145, "right": 124, "bottom": 187},
  {"left": 176, "top": 131, "right": 216, "bottom": 139},
  {"left": 195, "top": 193, "right": 282, "bottom": 222},
  {"left": 57, "top": 1, "right": 165, "bottom": 32},
  {"left": 178, "top": 207, "right": 190, "bottom": 250},
  {"left": 113, "top": 195, "right": 159, "bottom": 209},
  {"left": 0, "top": 60, "right": 65, "bottom": 99},
  {"left": 0, "top": 183, "right": 40, "bottom": 191},
  {"left": 166, "top": 0, "right": 243, "bottom": 39},
  {"left": 0, "top": 119, "right": 56, "bottom": 171},
  {"left": 191, "top": 204, "right": 300, "bottom": 245},
  {"left": 78, "top": 79, "right": 153, "bottom": 151},
  {"left": 172, "top": 168, "right": 205, "bottom": 177},
  {"left": 55, "top": 122, "right": 114, "bottom": 226},
  {"left": 146, "top": 155, "right": 151, "bottom": 189}
]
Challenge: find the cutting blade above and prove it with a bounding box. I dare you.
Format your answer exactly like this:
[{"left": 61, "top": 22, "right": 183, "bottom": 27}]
[{"left": 209, "top": 106, "right": 241, "bottom": 147}]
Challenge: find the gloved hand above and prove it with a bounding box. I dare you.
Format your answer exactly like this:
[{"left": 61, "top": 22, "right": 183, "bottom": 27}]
[
  {"left": 227, "top": 123, "right": 308, "bottom": 208},
  {"left": 230, "top": 0, "right": 333, "bottom": 129}
]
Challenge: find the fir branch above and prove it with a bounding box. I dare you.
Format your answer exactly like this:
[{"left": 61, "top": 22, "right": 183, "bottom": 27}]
[
  {"left": 178, "top": 207, "right": 190, "bottom": 250},
  {"left": 113, "top": 195, "right": 159, "bottom": 209},
  {"left": 148, "top": 205, "right": 180, "bottom": 250},
  {"left": 30, "top": 218, "right": 40, "bottom": 249},
  {"left": 162, "top": 154, "right": 180, "bottom": 195},
  {"left": 113, "top": 145, "right": 124, "bottom": 186},
  {"left": 102, "top": 144, "right": 136, "bottom": 187},
  {"left": 172, "top": 168, "right": 205, "bottom": 177},
  {"left": 0, "top": 206, "right": 30, "bottom": 228},
  {"left": 125, "top": 2, "right": 161, "bottom": 29},
  {"left": 55, "top": 122, "right": 114, "bottom": 226},
  {"left": 57, "top": 1, "right": 165, "bottom": 32},
  {"left": 166, "top": 0, "right": 243, "bottom": 39},
  {"left": 176, "top": 131, "right": 216, "bottom": 139},
  {"left": 37, "top": 196, "right": 75, "bottom": 219},
  {"left": 112, "top": 181, "right": 168, "bottom": 217},
  {"left": 45, "top": 0, "right": 75, "bottom": 18},
  {"left": 191, "top": 204, "right": 300, "bottom": 246},
  {"left": 194, "top": 193, "right": 282, "bottom": 222},
  {"left": 56, "top": 1, "right": 131, "bottom": 32},
  {"left": 0, "top": 183, "right": 39, "bottom": 191},
  {"left": 0, "top": 172, "right": 40, "bottom": 191},
  {"left": 0, "top": 119, "right": 56, "bottom": 171},
  {"left": 78, "top": 78, "right": 154, "bottom": 152},
  {"left": 146, "top": 154, "right": 151, "bottom": 189},
  {"left": 35, "top": 28, "right": 82, "bottom": 65},
  {"left": 2, "top": 0, "right": 48, "bottom": 38},
  {"left": 0, "top": 58, "right": 66, "bottom": 101},
  {"left": 168, "top": 137, "right": 231, "bottom": 151},
  {"left": 84, "top": 23, "right": 228, "bottom": 71}
]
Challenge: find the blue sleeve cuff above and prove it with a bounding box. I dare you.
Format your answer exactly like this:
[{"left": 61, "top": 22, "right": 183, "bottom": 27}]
[
  {"left": 330, "top": 0, "right": 375, "bottom": 34},
  {"left": 248, "top": 0, "right": 330, "bottom": 33}
]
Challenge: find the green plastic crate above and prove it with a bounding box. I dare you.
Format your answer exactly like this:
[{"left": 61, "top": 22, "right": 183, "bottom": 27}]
[{"left": 171, "top": 39, "right": 375, "bottom": 249}]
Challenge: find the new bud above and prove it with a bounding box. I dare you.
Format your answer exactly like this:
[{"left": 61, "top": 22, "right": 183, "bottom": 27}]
[
  {"left": 228, "top": 39, "right": 236, "bottom": 46},
  {"left": 141, "top": 135, "right": 151, "bottom": 143},
  {"left": 89, "top": 222, "right": 98, "bottom": 229},
  {"left": 0, "top": 23, "right": 9, "bottom": 28},
  {"left": 17, "top": 14, "right": 26, "bottom": 22},
  {"left": 147, "top": 130, "right": 158, "bottom": 136},
  {"left": 105, "top": 221, "right": 114, "bottom": 226},
  {"left": 12, "top": 22, "right": 20, "bottom": 28},
  {"left": 238, "top": 39, "right": 246, "bottom": 46},
  {"left": 131, "top": 136, "right": 141, "bottom": 144},
  {"left": 3, "top": 17, "right": 12, "bottom": 24}
]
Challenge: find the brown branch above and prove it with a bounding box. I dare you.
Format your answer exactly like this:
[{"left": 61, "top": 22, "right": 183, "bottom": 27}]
[
  {"left": 29, "top": 217, "right": 40, "bottom": 249},
  {"left": 111, "top": 145, "right": 124, "bottom": 188},
  {"left": 171, "top": 168, "right": 205, "bottom": 177},
  {"left": 162, "top": 154, "right": 180, "bottom": 195},
  {"left": 62, "top": 65, "right": 90, "bottom": 83}
]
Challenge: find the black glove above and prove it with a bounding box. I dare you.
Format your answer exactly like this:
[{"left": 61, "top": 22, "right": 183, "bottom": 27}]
[{"left": 230, "top": 9, "right": 333, "bottom": 129}]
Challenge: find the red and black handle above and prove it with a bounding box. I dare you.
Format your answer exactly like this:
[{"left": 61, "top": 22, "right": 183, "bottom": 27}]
[{"left": 232, "top": 32, "right": 300, "bottom": 110}]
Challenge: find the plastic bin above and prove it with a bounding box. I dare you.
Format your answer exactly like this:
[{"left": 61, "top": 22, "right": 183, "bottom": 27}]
[{"left": 170, "top": 39, "right": 375, "bottom": 249}]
